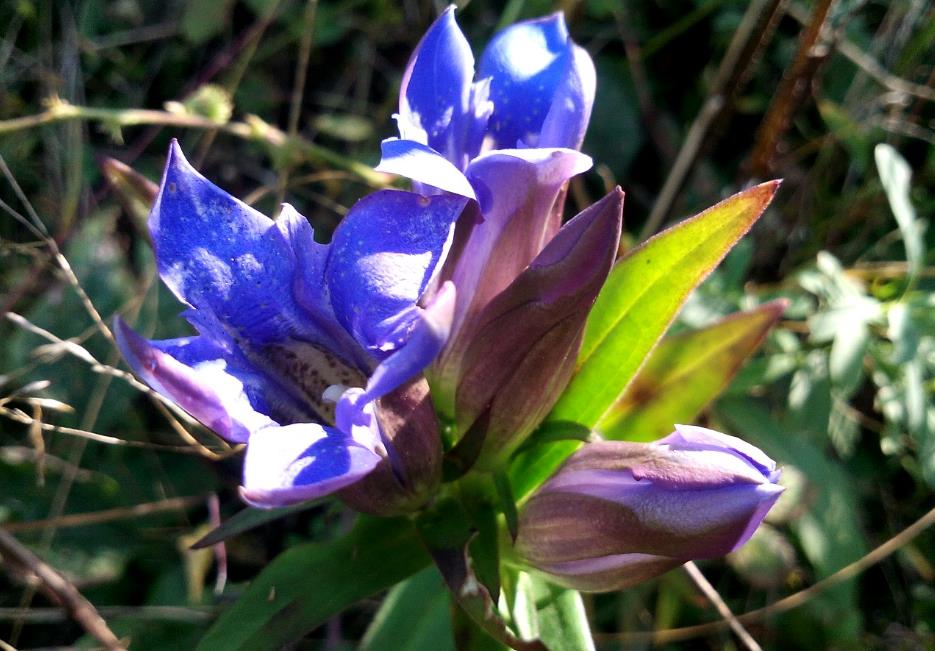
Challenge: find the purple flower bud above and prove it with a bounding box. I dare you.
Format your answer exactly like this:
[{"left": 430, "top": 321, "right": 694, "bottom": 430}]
[
  {"left": 514, "top": 426, "right": 784, "bottom": 592},
  {"left": 450, "top": 189, "right": 623, "bottom": 469}
]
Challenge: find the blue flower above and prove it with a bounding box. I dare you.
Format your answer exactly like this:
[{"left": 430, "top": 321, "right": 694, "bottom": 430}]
[
  {"left": 375, "top": 8, "right": 619, "bottom": 467},
  {"left": 116, "top": 141, "right": 466, "bottom": 507}
]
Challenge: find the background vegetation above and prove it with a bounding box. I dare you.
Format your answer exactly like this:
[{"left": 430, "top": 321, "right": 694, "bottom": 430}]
[{"left": 0, "top": 0, "right": 932, "bottom": 648}]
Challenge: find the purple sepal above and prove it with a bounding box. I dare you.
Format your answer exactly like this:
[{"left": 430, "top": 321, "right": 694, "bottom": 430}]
[
  {"left": 339, "top": 378, "right": 442, "bottom": 516},
  {"left": 453, "top": 189, "right": 624, "bottom": 466}
]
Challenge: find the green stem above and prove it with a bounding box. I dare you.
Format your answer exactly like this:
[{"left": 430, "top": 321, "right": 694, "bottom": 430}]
[{"left": 0, "top": 98, "right": 387, "bottom": 187}]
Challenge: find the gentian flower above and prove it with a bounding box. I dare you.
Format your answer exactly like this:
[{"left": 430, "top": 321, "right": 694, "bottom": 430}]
[
  {"left": 514, "top": 426, "right": 784, "bottom": 592},
  {"left": 377, "top": 7, "right": 614, "bottom": 468},
  {"left": 116, "top": 140, "right": 467, "bottom": 509}
]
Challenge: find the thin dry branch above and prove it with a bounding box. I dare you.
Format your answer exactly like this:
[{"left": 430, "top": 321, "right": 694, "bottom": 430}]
[
  {"left": 0, "top": 529, "right": 126, "bottom": 650},
  {"left": 603, "top": 501, "right": 935, "bottom": 645},
  {"left": 2, "top": 496, "right": 204, "bottom": 533}
]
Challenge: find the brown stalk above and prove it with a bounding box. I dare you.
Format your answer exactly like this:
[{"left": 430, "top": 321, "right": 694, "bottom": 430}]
[{"left": 0, "top": 529, "right": 125, "bottom": 650}]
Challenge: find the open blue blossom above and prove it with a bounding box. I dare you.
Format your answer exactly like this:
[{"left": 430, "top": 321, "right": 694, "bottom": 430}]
[
  {"left": 374, "top": 7, "right": 608, "bottom": 464},
  {"left": 116, "top": 141, "right": 466, "bottom": 507}
]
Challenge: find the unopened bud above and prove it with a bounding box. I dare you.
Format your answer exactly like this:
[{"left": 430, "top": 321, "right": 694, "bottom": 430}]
[{"left": 514, "top": 425, "right": 784, "bottom": 592}]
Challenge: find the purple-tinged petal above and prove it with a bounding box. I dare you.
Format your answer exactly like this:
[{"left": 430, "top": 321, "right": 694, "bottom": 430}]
[
  {"left": 477, "top": 13, "right": 593, "bottom": 150},
  {"left": 429, "top": 148, "right": 591, "bottom": 409},
  {"left": 326, "top": 189, "right": 466, "bottom": 355},
  {"left": 536, "top": 553, "right": 682, "bottom": 593},
  {"left": 514, "top": 433, "right": 784, "bottom": 592},
  {"left": 454, "top": 148, "right": 592, "bottom": 314},
  {"left": 376, "top": 139, "right": 476, "bottom": 199},
  {"left": 450, "top": 189, "right": 623, "bottom": 467},
  {"left": 364, "top": 280, "right": 456, "bottom": 401},
  {"left": 664, "top": 424, "right": 778, "bottom": 478},
  {"left": 240, "top": 423, "right": 382, "bottom": 508},
  {"left": 150, "top": 141, "right": 333, "bottom": 349},
  {"left": 114, "top": 318, "right": 275, "bottom": 443},
  {"left": 537, "top": 42, "right": 595, "bottom": 150},
  {"left": 398, "top": 6, "right": 475, "bottom": 166}
]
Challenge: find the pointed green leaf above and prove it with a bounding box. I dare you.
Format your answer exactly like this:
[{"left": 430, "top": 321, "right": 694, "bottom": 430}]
[
  {"left": 599, "top": 300, "right": 787, "bottom": 442},
  {"left": 510, "top": 182, "right": 779, "bottom": 499},
  {"left": 558, "top": 181, "right": 780, "bottom": 426},
  {"left": 196, "top": 516, "right": 429, "bottom": 650},
  {"left": 190, "top": 502, "right": 316, "bottom": 549}
]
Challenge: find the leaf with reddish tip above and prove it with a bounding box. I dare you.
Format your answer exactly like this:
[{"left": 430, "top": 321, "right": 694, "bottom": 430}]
[
  {"left": 510, "top": 182, "right": 780, "bottom": 500},
  {"left": 599, "top": 300, "right": 787, "bottom": 442}
]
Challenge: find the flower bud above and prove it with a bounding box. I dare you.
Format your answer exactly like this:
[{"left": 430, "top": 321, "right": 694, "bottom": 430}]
[
  {"left": 338, "top": 377, "right": 442, "bottom": 516},
  {"left": 514, "top": 425, "right": 783, "bottom": 592},
  {"left": 452, "top": 188, "right": 623, "bottom": 470}
]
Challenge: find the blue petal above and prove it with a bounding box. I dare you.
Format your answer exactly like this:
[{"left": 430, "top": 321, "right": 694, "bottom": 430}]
[
  {"left": 399, "top": 6, "right": 475, "bottom": 166},
  {"left": 364, "top": 280, "right": 456, "bottom": 400},
  {"left": 241, "top": 422, "right": 382, "bottom": 508},
  {"left": 114, "top": 317, "right": 278, "bottom": 443},
  {"left": 151, "top": 141, "right": 334, "bottom": 349},
  {"left": 326, "top": 189, "right": 467, "bottom": 353},
  {"left": 376, "top": 139, "right": 476, "bottom": 199},
  {"left": 537, "top": 42, "right": 595, "bottom": 150},
  {"left": 478, "top": 14, "right": 590, "bottom": 150}
]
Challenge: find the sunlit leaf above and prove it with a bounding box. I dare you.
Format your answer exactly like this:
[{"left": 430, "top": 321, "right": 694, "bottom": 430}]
[{"left": 599, "top": 301, "right": 786, "bottom": 442}]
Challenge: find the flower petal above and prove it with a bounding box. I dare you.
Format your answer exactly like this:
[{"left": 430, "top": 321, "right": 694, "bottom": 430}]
[
  {"left": 449, "top": 147, "right": 591, "bottom": 332},
  {"left": 240, "top": 423, "right": 382, "bottom": 508},
  {"left": 398, "top": 6, "right": 475, "bottom": 166},
  {"left": 536, "top": 553, "right": 681, "bottom": 592},
  {"left": 537, "top": 41, "right": 595, "bottom": 150},
  {"left": 326, "top": 189, "right": 466, "bottom": 354},
  {"left": 114, "top": 317, "right": 277, "bottom": 443},
  {"left": 376, "top": 139, "right": 476, "bottom": 199},
  {"left": 364, "top": 280, "right": 456, "bottom": 400},
  {"left": 150, "top": 141, "right": 331, "bottom": 348},
  {"left": 478, "top": 13, "right": 592, "bottom": 150},
  {"left": 452, "top": 189, "right": 623, "bottom": 465}
]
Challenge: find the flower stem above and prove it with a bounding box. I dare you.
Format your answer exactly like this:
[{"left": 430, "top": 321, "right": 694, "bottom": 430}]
[{"left": 0, "top": 98, "right": 388, "bottom": 187}]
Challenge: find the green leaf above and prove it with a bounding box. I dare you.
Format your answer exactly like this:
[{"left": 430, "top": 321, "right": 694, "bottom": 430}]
[
  {"left": 510, "top": 182, "right": 779, "bottom": 499},
  {"left": 598, "top": 301, "right": 786, "bottom": 442},
  {"left": 874, "top": 143, "right": 923, "bottom": 278},
  {"left": 196, "top": 516, "right": 429, "bottom": 650},
  {"left": 512, "top": 572, "right": 594, "bottom": 651},
  {"left": 360, "top": 566, "right": 455, "bottom": 651},
  {"left": 190, "top": 502, "right": 317, "bottom": 549}
]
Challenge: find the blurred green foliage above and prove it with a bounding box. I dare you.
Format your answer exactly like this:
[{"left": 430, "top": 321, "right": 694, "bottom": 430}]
[{"left": 0, "top": 0, "right": 932, "bottom": 649}]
